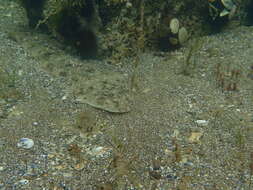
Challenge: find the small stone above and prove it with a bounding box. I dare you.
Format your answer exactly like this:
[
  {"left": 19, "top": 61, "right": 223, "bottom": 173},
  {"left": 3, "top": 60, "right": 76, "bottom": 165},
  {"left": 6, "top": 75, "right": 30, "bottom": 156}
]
[
  {"left": 62, "top": 95, "right": 67, "bottom": 100},
  {"left": 0, "top": 166, "right": 4, "bottom": 171},
  {"left": 17, "top": 138, "right": 34, "bottom": 149},
  {"left": 32, "top": 122, "right": 38, "bottom": 126}
]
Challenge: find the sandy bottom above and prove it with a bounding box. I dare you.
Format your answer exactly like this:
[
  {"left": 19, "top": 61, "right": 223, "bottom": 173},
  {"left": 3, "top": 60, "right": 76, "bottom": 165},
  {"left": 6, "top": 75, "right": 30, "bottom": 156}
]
[{"left": 0, "top": 1, "right": 253, "bottom": 190}]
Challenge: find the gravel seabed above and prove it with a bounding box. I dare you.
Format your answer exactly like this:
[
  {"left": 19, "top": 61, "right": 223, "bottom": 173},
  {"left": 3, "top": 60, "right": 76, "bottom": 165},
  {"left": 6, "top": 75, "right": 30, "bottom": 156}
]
[{"left": 0, "top": 1, "right": 253, "bottom": 190}]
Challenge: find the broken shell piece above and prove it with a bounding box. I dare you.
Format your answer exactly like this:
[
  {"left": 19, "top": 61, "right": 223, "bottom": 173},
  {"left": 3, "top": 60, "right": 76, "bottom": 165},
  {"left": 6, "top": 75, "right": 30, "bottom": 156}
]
[
  {"left": 17, "top": 138, "right": 34, "bottom": 149},
  {"left": 170, "top": 18, "right": 180, "bottom": 34},
  {"left": 87, "top": 146, "right": 110, "bottom": 157},
  {"left": 195, "top": 120, "right": 209, "bottom": 126},
  {"left": 189, "top": 132, "right": 203, "bottom": 143}
]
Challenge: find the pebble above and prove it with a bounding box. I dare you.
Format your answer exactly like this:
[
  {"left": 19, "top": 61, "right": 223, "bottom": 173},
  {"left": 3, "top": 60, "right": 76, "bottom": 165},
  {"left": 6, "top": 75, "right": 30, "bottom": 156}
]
[
  {"left": 88, "top": 146, "right": 110, "bottom": 157},
  {"left": 32, "top": 121, "right": 38, "bottom": 126},
  {"left": 166, "top": 174, "right": 178, "bottom": 180},
  {"left": 61, "top": 95, "right": 67, "bottom": 100},
  {"left": 17, "top": 138, "right": 34, "bottom": 149},
  {"left": 17, "top": 179, "right": 29, "bottom": 185}
]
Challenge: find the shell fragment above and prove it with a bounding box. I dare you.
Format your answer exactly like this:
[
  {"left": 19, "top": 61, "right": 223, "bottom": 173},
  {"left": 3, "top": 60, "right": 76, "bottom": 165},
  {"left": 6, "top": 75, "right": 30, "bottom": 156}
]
[{"left": 17, "top": 138, "right": 34, "bottom": 149}]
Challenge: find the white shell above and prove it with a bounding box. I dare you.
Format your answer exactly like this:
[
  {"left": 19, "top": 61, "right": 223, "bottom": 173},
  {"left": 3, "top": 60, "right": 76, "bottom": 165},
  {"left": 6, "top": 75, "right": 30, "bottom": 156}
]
[
  {"left": 195, "top": 120, "right": 209, "bottom": 126},
  {"left": 170, "top": 18, "right": 180, "bottom": 34},
  {"left": 17, "top": 138, "right": 34, "bottom": 149}
]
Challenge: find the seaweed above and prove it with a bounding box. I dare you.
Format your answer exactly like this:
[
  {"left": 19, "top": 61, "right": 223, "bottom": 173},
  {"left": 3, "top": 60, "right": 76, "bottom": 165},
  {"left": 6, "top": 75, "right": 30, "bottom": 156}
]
[{"left": 180, "top": 37, "right": 203, "bottom": 76}]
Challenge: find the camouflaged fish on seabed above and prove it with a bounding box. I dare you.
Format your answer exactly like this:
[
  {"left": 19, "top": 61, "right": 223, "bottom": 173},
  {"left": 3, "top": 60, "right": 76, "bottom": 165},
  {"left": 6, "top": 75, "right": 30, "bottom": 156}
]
[{"left": 67, "top": 70, "right": 132, "bottom": 113}]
